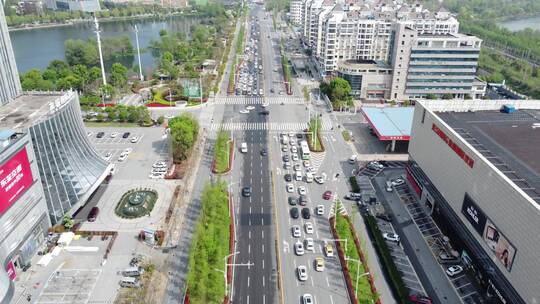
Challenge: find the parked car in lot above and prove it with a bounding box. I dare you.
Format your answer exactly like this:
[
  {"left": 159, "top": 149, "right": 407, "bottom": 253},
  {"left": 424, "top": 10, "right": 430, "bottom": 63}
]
[
  {"left": 288, "top": 197, "right": 298, "bottom": 205},
  {"left": 445, "top": 265, "right": 464, "bottom": 277},
  {"left": 122, "top": 132, "right": 130, "bottom": 138},
  {"left": 290, "top": 207, "right": 299, "bottom": 219},
  {"left": 345, "top": 192, "right": 362, "bottom": 201},
  {"left": 314, "top": 175, "right": 325, "bottom": 184},
  {"left": 97, "top": 132, "right": 105, "bottom": 138},
  {"left": 304, "top": 222, "right": 314, "bottom": 234},
  {"left": 304, "top": 238, "right": 314, "bottom": 251},
  {"left": 298, "top": 186, "right": 307, "bottom": 195},
  {"left": 87, "top": 207, "right": 99, "bottom": 222},
  {"left": 439, "top": 253, "right": 459, "bottom": 263},
  {"left": 409, "top": 294, "right": 433, "bottom": 304},
  {"left": 286, "top": 183, "right": 294, "bottom": 193},
  {"left": 392, "top": 178, "right": 405, "bottom": 187},
  {"left": 302, "top": 294, "right": 313, "bottom": 304},
  {"left": 110, "top": 132, "right": 119, "bottom": 138},
  {"left": 367, "top": 161, "right": 384, "bottom": 170},
  {"left": 383, "top": 232, "right": 400, "bottom": 243},
  {"left": 297, "top": 265, "right": 308, "bottom": 281},
  {"left": 130, "top": 136, "right": 139, "bottom": 143}
]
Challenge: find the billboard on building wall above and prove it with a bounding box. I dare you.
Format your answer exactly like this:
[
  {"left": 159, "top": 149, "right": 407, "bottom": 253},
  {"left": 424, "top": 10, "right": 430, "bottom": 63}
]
[
  {"left": 0, "top": 148, "right": 33, "bottom": 215},
  {"left": 461, "top": 194, "right": 517, "bottom": 272}
]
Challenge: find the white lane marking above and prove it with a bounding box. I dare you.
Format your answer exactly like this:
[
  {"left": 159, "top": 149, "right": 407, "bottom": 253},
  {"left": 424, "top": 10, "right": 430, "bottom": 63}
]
[
  {"left": 261, "top": 206, "right": 264, "bottom": 213},
  {"left": 249, "top": 206, "right": 252, "bottom": 214},
  {"left": 329, "top": 295, "right": 334, "bottom": 304},
  {"left": 262, "top": 244, "right": 265, "bottom": 253},
  {"left": 311, "top": 277, "right": 314, "bottom": 287},
  {"left": 262, "top": 259, "right": 265, "bottom": 269},
  {"left": 249, "top": 219, "right": 252, "bottom": 226},
  {"left": 261, "top": 230, "right": 265, "bottom": 239},
  {"left": 247, "top": 295, "right": 249, "bottom": 304},
  {"left": 247, "top": 276, "right": 250, "bottom": 287},
  {"left": 248, "top": 244, "right": 251, "bottom": 254},
  {"left": 261, "top": 218, "right": 264, "bottom": 225},
  {"left": 326, "top": 276, "right": 330, "bottom": 287},
  {"left": 262, "top": 276, "right": 266, "bottom": 287},
  {"left": 249, "top": 231, "right": 251, "bottom": 239}
]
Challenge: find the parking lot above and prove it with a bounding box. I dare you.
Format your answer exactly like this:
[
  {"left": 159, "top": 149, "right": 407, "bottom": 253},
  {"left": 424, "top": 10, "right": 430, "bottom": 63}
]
[
  {"left": 392, "top": 180, "right": 483, "bottom": 303},
  {"left": 86, "top": 126, "right": 170, "bottom": 181}
]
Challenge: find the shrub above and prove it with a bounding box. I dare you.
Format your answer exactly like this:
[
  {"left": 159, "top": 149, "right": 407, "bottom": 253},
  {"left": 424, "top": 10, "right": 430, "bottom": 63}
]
[{"left": 349, "top": 176, "right": 360, "bottom": 193}]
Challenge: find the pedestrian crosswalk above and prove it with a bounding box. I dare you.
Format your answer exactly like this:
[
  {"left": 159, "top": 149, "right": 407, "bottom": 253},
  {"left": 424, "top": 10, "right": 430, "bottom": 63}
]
[
  {"left": 214, "top": 96, "right": 305, "bottom": 105},
  {"left": 329, "top": 201, "right": 348, "bottom": 218},
  {"left": 210, "top": 121, "right": 333, "bottom": 131}
]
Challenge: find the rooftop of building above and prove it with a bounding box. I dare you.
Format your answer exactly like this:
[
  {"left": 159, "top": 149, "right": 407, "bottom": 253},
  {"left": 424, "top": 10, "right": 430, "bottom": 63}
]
[
  {"left": 0, "top": 92, "right": 70, "bottom": 130},
  {"left": 362, "top": 107, "right": 414, "bottom": 141},
  {"left": 437, "top": 109, "right": 540, "bottom": 204}
]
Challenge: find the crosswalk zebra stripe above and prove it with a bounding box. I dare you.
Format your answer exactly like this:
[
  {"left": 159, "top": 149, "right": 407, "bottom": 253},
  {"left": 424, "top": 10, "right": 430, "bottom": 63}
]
[
  {"left": 209, "top": 122, "right": 326, "bottom": 131},
  {"left": 213, "top": 97, "right": 305, "bottom": 104}
]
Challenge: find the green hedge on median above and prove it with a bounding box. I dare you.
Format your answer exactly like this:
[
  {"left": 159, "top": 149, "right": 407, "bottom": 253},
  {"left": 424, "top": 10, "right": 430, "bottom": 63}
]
[
  {"left": 364, "top": 213, "right": 410, "bottom": 303},
  {"left": 349, "top": 176, "right": 360, "bottom": 193}
]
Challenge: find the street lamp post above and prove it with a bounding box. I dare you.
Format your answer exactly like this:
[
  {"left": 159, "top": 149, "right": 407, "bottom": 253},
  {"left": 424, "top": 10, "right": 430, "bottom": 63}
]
[
  {"left": 346, "top": 257, "right": 370, "bottom": 299},
  {"left": 215, "top": 252, "right": 253, "bottom": 298},
  {"left": 134, "top": 25, "right": 144, "bottom": 81}
]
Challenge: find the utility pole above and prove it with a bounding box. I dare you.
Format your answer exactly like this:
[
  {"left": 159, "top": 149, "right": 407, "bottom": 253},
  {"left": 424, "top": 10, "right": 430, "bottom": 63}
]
[
  {"left": 134, "top": 25, "right": 144, "bottom": 81},
  {"left": 94, "top": 16, "right": 107, "bottom": 86}
]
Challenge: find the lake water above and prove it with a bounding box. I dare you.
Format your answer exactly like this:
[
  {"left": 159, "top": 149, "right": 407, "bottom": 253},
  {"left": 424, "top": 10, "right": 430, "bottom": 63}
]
[
  {"left": 9, "top": 16, "right": 202, "bottom": 74},
  {"left": 498, "top": 15, "right": 540, "bottom": 32}
]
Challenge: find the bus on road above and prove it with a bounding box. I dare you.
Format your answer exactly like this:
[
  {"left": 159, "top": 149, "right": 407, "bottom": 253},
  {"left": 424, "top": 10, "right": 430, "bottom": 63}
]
[{"left": 300, "top": 140, "right": 310, "bottom": 160}]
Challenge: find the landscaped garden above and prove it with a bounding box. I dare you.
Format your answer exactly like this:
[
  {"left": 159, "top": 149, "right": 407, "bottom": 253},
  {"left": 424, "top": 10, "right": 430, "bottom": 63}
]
[
  {"left": 307, "top": 117, "right": 324, "bottom": 152},
  {"left": 334, "top": 208, "right": 379, "bottom": 303},
  {"left": 186, "top": 181, "right": 231, "bottom": 303},
  {"left": 115, "top": 189, "right": 158, "bottom": 219}
]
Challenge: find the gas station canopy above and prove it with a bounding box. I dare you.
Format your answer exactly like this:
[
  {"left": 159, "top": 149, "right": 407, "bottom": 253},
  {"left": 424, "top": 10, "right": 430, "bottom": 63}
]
[{"left": 361, "top": 107, "right": 414, "bottom": 141}]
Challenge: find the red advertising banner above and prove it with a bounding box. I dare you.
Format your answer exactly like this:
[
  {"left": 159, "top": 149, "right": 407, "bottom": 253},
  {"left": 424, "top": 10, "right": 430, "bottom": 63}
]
[
  {"left": 5, "top": 260, "right": 16, "bottom": 281},
  {"left": 0, "top": 148, "right": 33, "bottom": 215}
]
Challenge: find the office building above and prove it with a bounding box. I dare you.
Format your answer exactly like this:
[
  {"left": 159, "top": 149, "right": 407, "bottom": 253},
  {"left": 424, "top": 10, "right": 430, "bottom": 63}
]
[
  {"left": 0, "top": 1, "right": 22, "bottom": 106},
  {"left": 44, "top": 0, "right": 100, "bottom": 12},
  {"left": 407, "top": 100, "right": 540, "bottom": 304}
]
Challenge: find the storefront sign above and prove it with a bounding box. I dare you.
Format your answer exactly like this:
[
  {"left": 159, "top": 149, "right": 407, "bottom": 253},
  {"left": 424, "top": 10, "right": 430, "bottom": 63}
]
[
  {"left": 488, "top": 279, "right": 507, "bottom": 304},
  {"left": 432, "top": 123, "right": 474, "bottom": 168},
  {"left": 0, "top": 148, "right": 33, "bottom": 215},
  {"left": 461, "top": 194, "right": 487, "bottom": 234}
]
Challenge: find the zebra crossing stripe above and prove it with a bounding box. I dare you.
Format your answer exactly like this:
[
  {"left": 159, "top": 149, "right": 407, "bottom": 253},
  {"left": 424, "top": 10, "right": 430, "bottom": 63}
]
[{"left": 209, "top": 122, "right": 332, "bottom": 131}]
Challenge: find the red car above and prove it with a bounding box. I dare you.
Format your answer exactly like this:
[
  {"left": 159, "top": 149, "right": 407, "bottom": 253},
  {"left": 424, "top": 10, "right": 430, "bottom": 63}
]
[
  {"left": 87, "top": 207, "right": 100, "bottom": 222},
  {"left": 323, "top": 191, "right": 333, "bottom": 200},
  {"left": 409, "top": 294, "right": 432, "bottom": 304}
]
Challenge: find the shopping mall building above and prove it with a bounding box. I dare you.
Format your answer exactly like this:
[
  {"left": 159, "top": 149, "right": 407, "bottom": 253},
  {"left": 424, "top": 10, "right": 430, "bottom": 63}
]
[
  {"left": 407, "top": 100, "right": 540, "bottom": 303},
  {"left": 0, "top": 2, "right": 110, "bottom": 302}
]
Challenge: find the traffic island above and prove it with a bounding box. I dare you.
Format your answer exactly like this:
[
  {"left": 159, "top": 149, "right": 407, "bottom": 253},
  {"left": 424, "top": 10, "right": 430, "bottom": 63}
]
[
  {"left": 330, "top": 207, "right": 380, "bottom": 304},
  {"left": 212, "top": 130, "right": 234, "bottom": 174},
  {"left": 185, "top": 181, "right": 231, "bottom": 304},
  {"left": 115, "top": 189, "right": 158, "bottom": 219},
  {"left": 306, "top": 118, "right": 325, "bottom": 152}
]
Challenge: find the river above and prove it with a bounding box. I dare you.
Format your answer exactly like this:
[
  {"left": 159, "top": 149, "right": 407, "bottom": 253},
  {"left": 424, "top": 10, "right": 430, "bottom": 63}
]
[
  {"left": 9, "top": 15, "right": 203, "bottom": 74},
  {"left": 498, "top": 15, "right": 540, "bottom": 32}
]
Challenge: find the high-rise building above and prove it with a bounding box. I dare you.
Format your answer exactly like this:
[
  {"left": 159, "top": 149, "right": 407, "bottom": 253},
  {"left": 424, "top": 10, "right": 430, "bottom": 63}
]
[
  {"left": 0, "top": 5, "right": 111, "bottom": 302},
  {"left": 0, "top": 1, "right": 22, "bottom": 106}
]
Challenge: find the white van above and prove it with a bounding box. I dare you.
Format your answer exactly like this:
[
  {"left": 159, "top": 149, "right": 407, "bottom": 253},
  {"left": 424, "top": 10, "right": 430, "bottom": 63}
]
[
  {"left": 295, "top": 170, "right": 302, "bottom": 181},
  {"left": 241, "top": 142, "right": 248, "bottom": 153},
  {"left": 120, "top": 277, "right": 140, "bottom": 288},
  {"left": 305, "top": 172, "right": 314, "bottom": 183},
  {"left": 122, "top": 266, "right": 144, "bottom": 277},
  {"left": 385, "top": 181, "right": 393, "bottom": 192}
]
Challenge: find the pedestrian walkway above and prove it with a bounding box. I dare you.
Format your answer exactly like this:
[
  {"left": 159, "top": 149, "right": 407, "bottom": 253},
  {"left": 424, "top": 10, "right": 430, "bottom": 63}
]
[
  {"left": 214, "top": 96, "right": 305, "bottom": 104},
  {"left": 210, "top": 121, "right": 333, "bottom": 131}
]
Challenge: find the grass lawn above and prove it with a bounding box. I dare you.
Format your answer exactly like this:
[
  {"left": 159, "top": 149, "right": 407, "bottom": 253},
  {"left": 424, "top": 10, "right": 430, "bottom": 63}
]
[
  {"left": 342, "top": 130, "right": 351, "bottom": 142},
  {"left": 85, "top": 121, "right": 140, "bottom": 128},
  {"left": 214, "top": 131, "right": 231, "bottom": 173},
  {"left": 335, "top": 209, "right": 378, "bottom": 303},
  {"left": 307, "top": 118, "right": 323, "bottom": 151}
]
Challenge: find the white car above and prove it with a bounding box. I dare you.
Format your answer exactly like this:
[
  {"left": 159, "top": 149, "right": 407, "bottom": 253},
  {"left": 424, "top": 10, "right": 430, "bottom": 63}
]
[
  {"left": 291, "top": 154, "right": 299, "bottom": 161},
  {"left": 316, "top": 205, "right": 325, "bottom": 216},
  {"left": 286, "top": 184, "right": 294, "bottom": 193},
  {"left": 383, "top": 233, "right": 400, "bottom": 243},
  {"left": 304, "top": 222, "right": 314, "bottom": 234},
  {"left": 304, "top": 238, "right": 314, "bottom": 251},
  {"left": 367, "top": 161, "right": 384, "bottom": 170},
  {"left": 110, "top": 132, "right": 118, "bottom": 138},
  {"left": 149, "top": 173, "right": 164, "bottom": 179},
  {"left": 123, "top": 148, "right": 133, "bottom": 154},
  {"left": 261, "top": 103, "right": 269, "bottom": 108},
  {"left": 291, "top": 146, "right": 298, "bottom": 153},
  {"left": 288, "top": 131, "right": 295, "bottom": 138},
  {"left": 130, "top": 136, "right": 140, "bottom": 143},
  {"left": 293, "top": 164, "right": 301, "bottom": 171},
  {"left": 103, "top": 152, "right": 112, "bottom": 161},
  {"left": 446, "top": 265, "right": 464, "bottom": 277},
  {"left": 281, "top": 146, "right": 288, "bottom": 152},
  {"left": 289, "top": 140, "right": 296, "bottom": 146},
  {"left": 87, "top": 131, "right": 93, "bottom": 137},
  {"left": 292, "top": 225, "right": 301, "bottom": 238},
  {"left": 240, "top": 109, "right": 250, "bottom": 114},
  {"left": 303, "top": 160, "right": 311, "bottom": 167},
  {"left": 298, "top": 186, "right": 307, "bottom": 195},
  {"left": 314, "top": 176, "right": 325, "bottom": 184},
  {"left": 348, "top": 155, "right": 358, "bottom": 164},
  {"left": 302, "top": 294, "right": 313, "bottom": 304},
  {"left": 246, "top": 106, "right": 255, "bottom": 111},
  {"left": 391, "top": 178, "right": 405, "bottom": 186},
  {"left": 294, "top": 241, "right": 305, "bottom": 256},
  {"left": 297, "top": 265, "right": 308, "bottom": 281},
  {"left": 118, "top": 153, "right": 128, "bottom": 162}
]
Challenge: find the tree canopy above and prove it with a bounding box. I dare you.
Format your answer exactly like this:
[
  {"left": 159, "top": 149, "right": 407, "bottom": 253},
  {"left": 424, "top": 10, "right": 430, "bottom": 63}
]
[{"left": 169, "top": 113, "right": 199, "bottom": 162}]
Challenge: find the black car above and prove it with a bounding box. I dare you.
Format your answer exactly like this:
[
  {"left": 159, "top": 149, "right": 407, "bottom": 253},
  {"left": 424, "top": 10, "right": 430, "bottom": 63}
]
[
  {"left": 296, "top": 133, "right": 303, "bottom": 139},
  {"left": 284, "top": 174, "right": 292, "bottom": 182},
  {"left": 260, "top": 148, "right": 267, "bottom": 156},
  {"left": 299, "top": 195, "right": 308, "bottom": 206},
  {"left": 290, "top": 207, "right": 299, "bottom": 219},
  {"left": 242, "top": 187, "right": 252, "bottom": 197},
  {"left": 122, "top": 132, "right": 130, "bottom": 138},
  {"left": 301, "top": 207, "right": 311, "bottom": 219},
  {"left": 96, "top": 132, "right": 105, "bottom": 138},
  {"left": 283, "top": 155, "right": 290, "bottom": 162},
  {"left": 259, "top": 110, "right": 270, "bottom": 115},
  {"left": 288, "top": 197, "right": 298, "bottom": 205}
]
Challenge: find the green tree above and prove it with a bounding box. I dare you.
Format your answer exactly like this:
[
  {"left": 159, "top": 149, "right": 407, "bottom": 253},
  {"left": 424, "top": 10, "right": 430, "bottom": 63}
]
[
  {"left": 110, "top": 63, "right": 128, "bottom": 89},
  {"left": 442, "top": 93, "right": 454, "bottom": 100},
  {"left": 20, "top": 69, "right": 54, "bottom": 91},
  {"left": 65, "top": 39, "right": 99, "bottom": 66},
  {"left": 426, "top": 93, "right": 437, "bottom": 100},
  {"left": 169, "top": 113, "right": 199, "bottom": 162}
]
